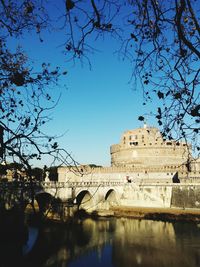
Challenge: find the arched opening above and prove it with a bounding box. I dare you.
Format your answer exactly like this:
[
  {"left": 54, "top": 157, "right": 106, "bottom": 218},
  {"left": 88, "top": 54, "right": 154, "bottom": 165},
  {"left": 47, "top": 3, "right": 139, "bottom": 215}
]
[
  {"left": 35, "top": 192, "right": 53, "bottom": 214},
  {"left": 76, "top": 190, "right": 93, "bottom": 211},
  {"left": 172, "top": 172, "right": 180, "bottom": 183},
  {"left": 24, "top": 199, "right": 41, "bottom": 224},
  {"left": 105, "top": 189, "right": 117, "bottom": 205},
  {"left": 24, "top": 200, "right": 40, "bottom": 215}
]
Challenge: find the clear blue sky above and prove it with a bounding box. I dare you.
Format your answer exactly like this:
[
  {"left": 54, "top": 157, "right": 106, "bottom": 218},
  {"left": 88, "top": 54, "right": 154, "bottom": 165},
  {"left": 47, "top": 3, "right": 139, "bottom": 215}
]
[{"left": 13, "top": 3, "right": 159, "bottom": 167}]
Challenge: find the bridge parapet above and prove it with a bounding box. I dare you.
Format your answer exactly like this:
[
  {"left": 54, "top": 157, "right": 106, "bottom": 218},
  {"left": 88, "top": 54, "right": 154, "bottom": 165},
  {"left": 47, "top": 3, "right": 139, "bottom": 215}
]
[
  {"left": 41, "top": 180, "right": 124, "bottom": 189},
  {"left": 68, "top": 181, "right": 124, "bottom": 188}
]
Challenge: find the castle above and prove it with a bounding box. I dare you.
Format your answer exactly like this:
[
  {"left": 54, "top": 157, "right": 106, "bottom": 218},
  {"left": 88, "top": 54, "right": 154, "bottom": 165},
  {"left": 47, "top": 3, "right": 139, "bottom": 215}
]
[
  {"left": 56, "top": 125, "right": 200, "bottom": 211},
  {"left": 110, "top": 124, "right": 189, "bottom": 168},
  {"left": 58, "top": 124, "right": 200, "bottom": 183}
]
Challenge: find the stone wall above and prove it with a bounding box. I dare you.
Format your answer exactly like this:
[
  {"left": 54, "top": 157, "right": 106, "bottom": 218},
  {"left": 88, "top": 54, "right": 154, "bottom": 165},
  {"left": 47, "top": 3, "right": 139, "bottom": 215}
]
[
  {"left": 57, "top": 166, "right": 200, "bottom": 211},
  {"left": 57, "top": 166, "right": 176, "bottom": 183},
  {"left": 120, "top": 183, "right": 173, "bottom": 208},
  {"left": 111, "top": 145, "right": 188, "bottom": 167},
  {"left": 118, "top": 183, "right": 200, "bottom": 209},
  {"left": 171, "top": 186, "right": 200, "bottom": 209}
]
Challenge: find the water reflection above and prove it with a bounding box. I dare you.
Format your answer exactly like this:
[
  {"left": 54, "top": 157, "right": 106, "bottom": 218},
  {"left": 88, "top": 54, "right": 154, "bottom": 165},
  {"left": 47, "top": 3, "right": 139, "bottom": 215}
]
[
  {"left": 23, "top": 227, "right": 38, "bottom": 255},
  {"left": 26, "top": 218, "right": 200, "bottom": 267}
]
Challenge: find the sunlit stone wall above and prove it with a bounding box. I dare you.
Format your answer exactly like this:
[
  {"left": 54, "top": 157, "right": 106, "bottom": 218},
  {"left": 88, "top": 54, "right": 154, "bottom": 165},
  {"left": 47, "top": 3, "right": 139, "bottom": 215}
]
[{"left": 110, "top": 126, "right": 189, "bottom": 167}]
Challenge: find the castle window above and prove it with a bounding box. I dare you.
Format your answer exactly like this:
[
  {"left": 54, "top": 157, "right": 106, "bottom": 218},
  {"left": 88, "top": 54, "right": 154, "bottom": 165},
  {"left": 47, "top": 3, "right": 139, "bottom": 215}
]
[
  {"left": 129, "top": 135, "right": 132, "bottom": 140},
  {"left": 135, "top": 135, "right": 138, "bottom": 140},
  {"left": 167, "top": 142, "right": 172, "bottom": 145},
  {"left": 131, "top": 142, "right": 138, "bottom": 146}
]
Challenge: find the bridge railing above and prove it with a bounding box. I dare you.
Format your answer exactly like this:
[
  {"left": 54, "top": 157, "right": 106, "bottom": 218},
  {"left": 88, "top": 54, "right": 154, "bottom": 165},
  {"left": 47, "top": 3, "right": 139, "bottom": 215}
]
[
  {"left": 41, "top": 180, "right": 124, "bottom": 188},
  {"left": 68, "top": 181, "right": 124, "bottom": 187}
]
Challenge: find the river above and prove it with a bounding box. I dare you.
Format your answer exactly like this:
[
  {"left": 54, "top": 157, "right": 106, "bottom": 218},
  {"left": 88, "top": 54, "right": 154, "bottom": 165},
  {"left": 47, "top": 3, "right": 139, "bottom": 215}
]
[{"left": 22, "top": 217, "right": 200, "bottom": 267}]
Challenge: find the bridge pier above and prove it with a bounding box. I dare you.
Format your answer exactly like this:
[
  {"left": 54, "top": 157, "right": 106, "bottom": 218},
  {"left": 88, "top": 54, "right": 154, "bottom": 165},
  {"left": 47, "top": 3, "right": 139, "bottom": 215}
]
[{"left": 62, "top": 202, "right": 78, "bottom": 221}]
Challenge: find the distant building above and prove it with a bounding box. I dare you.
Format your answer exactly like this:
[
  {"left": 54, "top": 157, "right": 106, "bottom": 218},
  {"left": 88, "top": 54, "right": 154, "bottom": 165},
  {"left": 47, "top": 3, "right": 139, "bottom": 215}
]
[
  {"left": 56, "top": 125, "right": 200, "bottom": 212},
  {"left": 110, "top": 125, "right": 190, "bottom": 168}
]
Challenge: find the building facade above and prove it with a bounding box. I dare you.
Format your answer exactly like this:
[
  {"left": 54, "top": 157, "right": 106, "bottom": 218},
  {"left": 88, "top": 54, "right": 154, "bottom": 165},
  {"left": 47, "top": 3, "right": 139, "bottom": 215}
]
[{"left": 110, "top": 125, "right": 189, "bottom": 168}]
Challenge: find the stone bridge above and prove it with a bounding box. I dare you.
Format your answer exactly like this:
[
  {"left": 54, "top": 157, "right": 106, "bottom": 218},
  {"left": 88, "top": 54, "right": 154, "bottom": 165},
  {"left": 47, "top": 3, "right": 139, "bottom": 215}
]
[
  {"left": 41, "top": 178, "right": 200, "bottom": 213},
  {"left": 1, "top": 173, "right": 200, "bottom": 216},
  {"left": 0, "top": 179, "right": 124, "bottom": 213},
  {"left": 41, "top": 168, "right": 200, "bottom": 213},
  {"left": 42, "top": 180, "right": 124, "bottom": 212}
]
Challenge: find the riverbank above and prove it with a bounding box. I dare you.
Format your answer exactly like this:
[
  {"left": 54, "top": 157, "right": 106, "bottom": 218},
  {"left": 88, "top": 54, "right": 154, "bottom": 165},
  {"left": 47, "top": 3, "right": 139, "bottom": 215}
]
[
  {"left": 27, "top": 206, "right": 200, "bottom": 224},
  {"left": 110, "top": 206, "right": 200, "bottom": 222}
]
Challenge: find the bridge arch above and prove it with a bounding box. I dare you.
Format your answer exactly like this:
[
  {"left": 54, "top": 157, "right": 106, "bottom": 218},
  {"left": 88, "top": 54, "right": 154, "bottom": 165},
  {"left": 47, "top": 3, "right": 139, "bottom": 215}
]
[
  {"left": 105, "top": 189, "right": 118, "bottom": 205},
  {"left": 76, "top": 190, "right": 94, "bottom": 211},
  {"left": 35, "top": 192, "right": 53, "bottom": 213},
  {"left": 24, "top": 200, "right": 40, "bottom": 218}
]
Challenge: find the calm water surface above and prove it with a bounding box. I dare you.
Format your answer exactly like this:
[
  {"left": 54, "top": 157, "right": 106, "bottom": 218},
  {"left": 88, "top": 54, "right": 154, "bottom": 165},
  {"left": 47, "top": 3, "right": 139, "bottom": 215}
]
[{"left": 27, "top": 218, "right": 200, "bottom": 267}]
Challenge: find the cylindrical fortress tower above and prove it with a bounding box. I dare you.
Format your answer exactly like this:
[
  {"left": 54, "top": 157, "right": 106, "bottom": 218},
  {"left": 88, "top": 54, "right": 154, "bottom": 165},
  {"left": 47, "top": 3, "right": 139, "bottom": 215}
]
[{"left": 110, "top": 125, "right": 189, "bottom": 167}]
